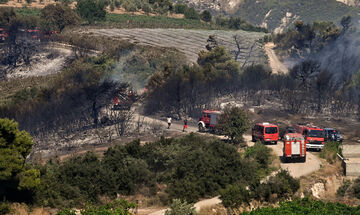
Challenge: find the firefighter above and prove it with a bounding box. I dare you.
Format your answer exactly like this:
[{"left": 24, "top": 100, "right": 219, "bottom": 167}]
[
  {"left": 167, "top": 117, "right": 172, "bottom": 129},
  {"left": 183, "top": 118, "right": 188, "bottom": 132}
]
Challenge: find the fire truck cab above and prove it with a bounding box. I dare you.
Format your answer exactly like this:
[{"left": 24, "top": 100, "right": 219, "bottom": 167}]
[
  {"left": 294, "top": 124, "right": 325, "bottom": 151},
  {"left": 283, "top": 133, "right": 306, "bottom": 163},
  {"left": 252, "top": 122, "right": 279, "bottom": 144},
  {"left": 198, "top": 110, "right": 221, "bottom": 132}
]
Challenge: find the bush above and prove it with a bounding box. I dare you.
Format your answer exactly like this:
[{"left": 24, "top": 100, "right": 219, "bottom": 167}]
[
  {"left": 241, "top": 197, "right": 360, "bottom": 214},
  {"left": 35, "top": 134, "right": 265, "bottom": 206},
  {"left": 220, "top": 185, "right": 250, "bottom": 209},
  {"left": 353, "top": 177, "right": 360, "bottom": 199},
  {"left": 200, "top": 10, "right": 211, "bottom": 22},
  {"left": 165, "top": 199, "right": 196, "bottom": 215},
  {"left": 174, "top": 4, "right": 187, "bottom": 14},
  {"left": 320, "top": 141, "right": 342, "bottom": 164},
  {"left": 245, "top": 142, "right": 272, "bottom": 169},
  {"left": 0, "top": 202, "right": 11, "bottom": 215},
  {"left": 57, "top": 200, "right": 136, "bottom": 215},
  {"left": 254, "top": 170, "right": 299, "bottom": 202},
  {"left": 184, "top": 7, "right": 199, "bottom": 20},
  {"left": 76, "top": 0, "right": 106, "bottom": 24},
  {"left": 41, "top": 4, "right": 80, "bottom": 32},
  {"left": 336, "top": 180, "right": 351, "bottom": 198}
]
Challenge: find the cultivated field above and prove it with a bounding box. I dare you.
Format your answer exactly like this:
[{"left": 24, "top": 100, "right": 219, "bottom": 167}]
[{"left": 85, "top": 28, "right": 268, "bottom": 66}]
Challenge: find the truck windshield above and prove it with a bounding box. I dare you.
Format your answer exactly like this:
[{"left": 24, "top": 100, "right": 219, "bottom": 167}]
[
  {"left": 308, "top": 130, "right": 324, "bottom": 137},
  {"left": 265, "top": 127, "right": 278, "bottom": 134}
]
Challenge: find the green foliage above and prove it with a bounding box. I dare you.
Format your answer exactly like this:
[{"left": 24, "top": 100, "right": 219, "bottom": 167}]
[
  {"left": 241, "top": 197, "right": 360, "bottom": 214},
  {"left": 220, "top": 185, "right": 250, "bottom": 209},
  {"left": 76, "top": 0, "right": 106, "bottom": 24},
  {"left": 245, "top": 142, "right": 272, "bottom": 169},
  {"left": 174, "top": 4, "right": 187, "bottom": 14},
  {"left": 254, "top": 170, "right": 299, "bottom": 202},
  {"left": 104, "top": 13, "right": 215, "bottom": 29},
  {"left": 0, "top": 118, "right": 34, "bottom": 180},
  {"left": 217, "top": 106, "right": 249, "bottom": 144},
  {"left": 0, "top": 118, "right": 39, "bottom": 201},
  {"left": 57, "top": 200, "right": 136, "bottom": 215},
  {"left": 36, "top": 134, "right": 264, "bottom": 206},
  {"left": 353, "top": 177, "right": 360, "bottom": 200},
  {"left": 0, "top": 202, "right": 11, "bottom": 215},
  {"left": 184, "top": 7, "right": 199, "bottom": 20},
  {"left": 215, "top": 16, "right": 267, "bottom": 33},
  {"left": 336, "top": 180, "right": 351, "bottom": 198},
  {"left": 200, "top": 10, "right": 211, "bottom": 22},
  {"left": 165, "top": 199, "right": 196, "bottom": 215},
  {"left": 40, "top": 4, "right": 80, "bottom": 32},
  {"left": 320, "top": 141, "right": 342, "bottom": 164}
]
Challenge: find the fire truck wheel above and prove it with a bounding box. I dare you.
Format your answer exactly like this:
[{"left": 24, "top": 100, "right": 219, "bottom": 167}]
[
  {"left": 283, "top": 156, "right": 289, "bottom": 163},
  {"left": 252, "top": 135, "right": 255, "bottom": 142},
  {"left": 274, "top": 141, "right": 277, "bottom": 145},
  {"left": 300, "top": 157, "right": 306, "bottom": 163}
]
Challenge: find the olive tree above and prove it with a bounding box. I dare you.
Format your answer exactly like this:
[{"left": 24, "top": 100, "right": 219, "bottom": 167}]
[{"left": 217, "top": 106, "right": 249, "bottom": 145}]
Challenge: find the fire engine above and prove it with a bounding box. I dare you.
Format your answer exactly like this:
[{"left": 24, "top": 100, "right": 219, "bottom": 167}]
[
  {"left": 283, "top": 133, "right": 306, "bottom": 162},
  {"left": 251, "top": 122, "right": 279, "bottom": 144},
  {"left": 197, "top": 110, "right": 221, "bottom": 132},
  {"left": 294, "top": 124, "right": 325, "bottom": 151},
  {"left": 112, "top": 89, "right": 136, "bottom": 110}
]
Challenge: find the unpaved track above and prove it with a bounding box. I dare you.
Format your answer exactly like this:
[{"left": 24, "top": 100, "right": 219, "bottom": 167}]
[
  {"left": 140, "top": 116, "right": 322, "bottom": 215},
  {"left": 244, "top": 134, "right": 321, "bottom": 178},
  {"left": 264, "top": 42, "right": 288, "bottom": 74},
  {"left": 85, "top": 28, "right": 266, "bottom": 65}
]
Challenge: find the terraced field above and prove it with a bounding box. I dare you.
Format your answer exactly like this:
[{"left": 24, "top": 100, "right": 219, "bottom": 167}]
[{"left": 86, "top": 28, "right": 267, "bottom": 66}]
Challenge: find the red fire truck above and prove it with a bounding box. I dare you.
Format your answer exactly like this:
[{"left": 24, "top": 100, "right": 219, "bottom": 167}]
[
  {"left": 251, "top": 122, "right": 279, "bottom": 144},
  {"left": 198, "top": 110, "right": 221, "bottom": 132},
  {"left": 283, "top": 133, "right": 306, "bottom": 162},
  {"left": 294, "top": 124, "right": 325, "bottom": 151}
]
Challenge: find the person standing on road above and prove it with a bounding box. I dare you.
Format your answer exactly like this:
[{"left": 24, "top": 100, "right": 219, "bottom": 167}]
[
  {"left": 183, "top": 118, "right": 188, "bottom": 132},
  {"left": 167, "top": 117, "right": 172, "bottom": 129}
]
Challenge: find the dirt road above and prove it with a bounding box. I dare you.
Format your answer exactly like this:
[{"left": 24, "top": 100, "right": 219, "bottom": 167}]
[
  {"left": 264, "top": 42, "right": 288, "bottom": 74},
  {"left": 244, "top": 134, "right": 321, "bottom": 178}
]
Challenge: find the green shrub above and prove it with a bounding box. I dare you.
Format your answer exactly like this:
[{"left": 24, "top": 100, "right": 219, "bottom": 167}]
[
  {"left": 353, "top": 177, "right": 360, "bottom": 199},
  {"left": 174, "top": 4, "right": 187, "bottom": 14},
  {"left": 57, "top": 200, "right": 136, "bottom": 215},
  {"left": 254, "top": 170, "right": 299, "bottom": 202},
  {"left": 245, "top": 142, "right": 272, "bottom": 169},
  {"left": 336, "top": 179, "right": 351, "bottom": 198},
  {"left": 76, "top": 0, "right": 107, "bottom": 24},
  {"left": 184, "top": 7, "right": 199, "bottom": 20},
  {"left": 220, "top": 184, "right": 250, "bottom": 209},
  {"left": 35, "top": 134, "right": 267, "bottom": 206},
  {"left": 200, "top": 10, "right": 211, "bottom": 22},
  {"left": 165, "top": 199, "right": 196, "bottom": 215},
  {"left": 241, "top": 197, "right": 360, "bottom": 214},
  {"left": 0, "top": 202, "right": 11, "bottom": 215},
  {"left": 320, "top": 141, "right": 342, "bottom": 164}
]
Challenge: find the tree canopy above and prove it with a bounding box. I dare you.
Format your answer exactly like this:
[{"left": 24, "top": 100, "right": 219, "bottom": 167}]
[{"left": 0, "top": 118, "right": 39, "bottom": 199}]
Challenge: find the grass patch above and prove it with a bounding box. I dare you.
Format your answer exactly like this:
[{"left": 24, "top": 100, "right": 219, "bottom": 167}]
[
  {"left": 102, "top": 13, "right": 223, "bottom": 30},
  {"left": 15, "top": 7, "right": 41, "bottom": 17}
]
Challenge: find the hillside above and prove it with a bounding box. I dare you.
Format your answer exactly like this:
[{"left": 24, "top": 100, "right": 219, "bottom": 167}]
[
  {"left": 176, "top": 0, "right": 360, "bottom": 31},
  {"left": 86, "top": 28, "right": 267, "bottom": 65}
]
